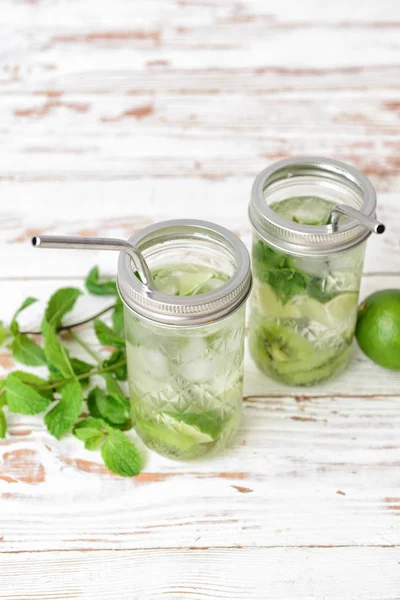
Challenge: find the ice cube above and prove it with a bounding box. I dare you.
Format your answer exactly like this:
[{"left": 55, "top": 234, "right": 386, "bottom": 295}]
[
  {"left": 126, "top": 343, "right": 170, "bottom": 392},
  {"left": 181, "top": 357, "right": 214, "bottom": 382}
]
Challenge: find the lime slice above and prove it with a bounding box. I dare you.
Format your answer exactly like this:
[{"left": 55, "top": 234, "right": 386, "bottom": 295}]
[
  {"left": 252, "top": 281, "right": 302, "bottom": 319},
  {"left": 270, "top": 196, "right": 335, "bottom": 226},
  {"left": 294, "top": 293, "right": 358, "bottom": 329},
  {"left": 197, "top": 277, "right": 227, "bottom": 294},
  {"left": 136, "top": 419, "right": 200, "bottom": 454},
  {"left": 326, "top": 293, "right": 358, "bottom": 323},
  {"left": 160, "top": 413, "right": 215, "bottom": 443},
  {"left": 154, "top": 274, "right": 180, "bottom": 295}
]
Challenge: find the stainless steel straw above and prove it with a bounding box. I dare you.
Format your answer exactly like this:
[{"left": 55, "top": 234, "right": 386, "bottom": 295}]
[
  {"left": 330, "top": 205, "right": 385, "bottom": 234},
  {"left": 32, "top": 235, "right": 154, "bottom": 288}
]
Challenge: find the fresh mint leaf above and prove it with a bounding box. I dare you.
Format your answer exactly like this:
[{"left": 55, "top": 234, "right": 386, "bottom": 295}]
[
  {"left": 0, "top": 321, "right": 7, "bottom": 346},
  {"left": 10, "top": 297, "right": 38, "bottom": 336},
  {"left": 70, "top": 357, "right": 93, "bottom": 387},
  {"left": 253, "top": 242, "right": 287, "bottom": 269},
  {"left": 0, "top": 408, "right": 6, "bottom": 439},
  {"left": 73, "top": 417, "right": 108, "bottom": 450},
  {"left": 111, "top": 298, "right": 124, "bottom": 338},
  {"left": 101, "top": 429, "right": 141, "bottom": 477},
  {"left": 102, "top": 349, "right": 127, "bottom": 380},
  {"left": 252, "top": 242, "right": 289, "bottom": 285},
  {"left": 44, "top": 380, "right": 82, "bottom": 439},
  {"left": 10, "top": 333, "right": 46, "bottom": 366},
  {"left": 6, "top": 373, "right": 51, "bottom": 414},
  {"left": 0, "top": 380, "right": 6, "bottom": 407},
  {"left": 48, "top": 357, "right": 93, "bottom": 386},
  {"left": 85, "top": 267, "right": 117, "bottom": 296},
  {"left": 45, "top": 287, "right": 81, "bottom": 329},
  {"left": 42, "top": 320, "right": 74, "bottom": 378},
  {"left": 267, "top": 268, "right": 310, "bottom": 304},
  {"left": 94, "top": 320, "right": 125, "bottom": 347},
  {"left": 307, "top": 277, "right": 338, "bottom": 303},
  {"left": 11, "top": 371, "right": 53, "bottom": 401},
  {"left": 102, "top": 373, "right": 124, "bottom": 397},
  {"left": 88, "top": 386, "right": 131, "bottom": 429}
]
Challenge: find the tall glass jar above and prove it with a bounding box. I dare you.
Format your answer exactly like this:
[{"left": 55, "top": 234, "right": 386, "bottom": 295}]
[
  {"left": 117, "top": 220, "right": 251, "bottom": 459},
  {"left": 248, "top": 157, "right": 380, "bottom": 386}
]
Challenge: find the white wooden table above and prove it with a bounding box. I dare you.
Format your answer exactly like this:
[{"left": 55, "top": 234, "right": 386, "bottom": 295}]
[{"left": 1, "top": 1, "right": 400, "bottom": 598}]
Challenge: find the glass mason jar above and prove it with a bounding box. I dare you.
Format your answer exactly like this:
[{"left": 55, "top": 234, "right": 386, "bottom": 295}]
[
  {"left": 248, "top": 157, "right": 380, "bottom": 386},
  {"left": 117, "top": 220, "right": 252, "bottom": 460}
]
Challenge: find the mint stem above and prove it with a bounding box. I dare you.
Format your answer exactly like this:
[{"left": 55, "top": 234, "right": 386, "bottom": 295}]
[
  {"left": 35, "top": 359, "right": 127, "bottom": 392},
  {"left": 69, "top": 330, "right": 102, "bottom": 365},
  {"left": 19, "top": 304, "right": 116, "bottom": 336}
]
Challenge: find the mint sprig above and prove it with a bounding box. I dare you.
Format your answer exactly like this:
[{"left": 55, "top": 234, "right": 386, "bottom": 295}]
[
  {"left": 6, "top": 374, "right": 52, "bottom": 414},
  {"left": 253, "top": 240, "right": 340, "bottom": 304},
  {"left": 74, "top": 417, "right": 141, "bottom": 476},
  {"left": 85, "top": 266, "right": 118, "bottom": 296},
  {"left": 45, "top": 380, "right": 83, "bottom": 439},
  {"left": 0, "top": 270, "right": 141, "bottom": 478}
]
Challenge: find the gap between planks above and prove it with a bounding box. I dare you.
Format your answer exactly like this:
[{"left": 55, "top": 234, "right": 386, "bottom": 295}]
[{"left": 1, "top": 544, "right": 399, "bottom": 555}]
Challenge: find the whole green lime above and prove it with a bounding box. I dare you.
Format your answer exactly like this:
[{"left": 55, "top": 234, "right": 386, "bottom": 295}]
[{"left": 356, "top": 289, "right": 400, "bottom": 370}]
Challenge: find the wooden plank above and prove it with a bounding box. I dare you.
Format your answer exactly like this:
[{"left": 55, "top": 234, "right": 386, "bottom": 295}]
[
  {"left": 0, "top": 190, "right": 397, "bottom": 276},
  {"left": 1, "top": 547, "right": 399, "bottom": 600},
  {"left": 0, "top": 92, "right": 399, "bottom": 186},
  {"left": 0, "top": 1, "right": 398, "bottom": 187},
  {"left": 1, "top": 384, "right": 400, "bottom": 550}
]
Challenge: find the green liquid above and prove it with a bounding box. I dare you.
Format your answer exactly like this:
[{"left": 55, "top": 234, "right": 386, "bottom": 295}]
[
  {"left": 126, "top": 263, "right": 243, "bottom": 459},
  {"left": 249, "top": 196, "right": 362, "bottom": 386}
]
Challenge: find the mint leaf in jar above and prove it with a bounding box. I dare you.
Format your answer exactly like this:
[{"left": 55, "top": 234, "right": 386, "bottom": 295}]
[
  {"left": 85, "top": 266, "right": 117, "bottom": 296},
  {"left": 267, "top": 268, "right": 310, "bottom": 305}
]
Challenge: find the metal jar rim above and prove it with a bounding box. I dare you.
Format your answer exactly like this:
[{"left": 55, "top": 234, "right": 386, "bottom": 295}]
[
  {"left": 117, "top": 219, "right": 252, "bottom": 326},
  {"left": 249, "top": 156, "right": 377, "bottom": 256}
]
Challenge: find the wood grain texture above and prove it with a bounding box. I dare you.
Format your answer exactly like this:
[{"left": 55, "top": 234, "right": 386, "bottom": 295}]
[
  {"left": 1, "top": 548, "right": 400, "bottom": 600},
  {"left": 0, "top": 0, "right": 399, "bottom": 188},
  {"left": 1, "top": 0, "right": 400, "bottom": 597}
]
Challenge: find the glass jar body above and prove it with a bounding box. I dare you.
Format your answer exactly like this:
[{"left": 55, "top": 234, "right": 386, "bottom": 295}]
[
  {"left": 124, "top": 305, "right": 245, "bottom": 459},
  {"left": 249, "top": 233, "right": 366, "bottom": 386}
]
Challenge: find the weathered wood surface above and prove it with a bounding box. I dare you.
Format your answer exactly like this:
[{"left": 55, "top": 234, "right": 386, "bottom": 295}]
[
  {"left": 1, "top": 548, "right": 400, "bottom": 600},
  {"left": 1, "top": 0, "right": 400, "bottom": 598}
]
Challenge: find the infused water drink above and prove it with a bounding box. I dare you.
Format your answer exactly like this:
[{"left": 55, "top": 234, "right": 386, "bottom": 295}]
[
  {"left": 248, "top": 157, "right": 381, "bottom": 386},
  {"left": 125, "top": 264, "right": 244, "bottom": 459},
  {"left": 250, "top": 197, "right": 363, "bottom": 385},
  {"left": 118, "top": 221, "right": 251, "bottom": 459}
]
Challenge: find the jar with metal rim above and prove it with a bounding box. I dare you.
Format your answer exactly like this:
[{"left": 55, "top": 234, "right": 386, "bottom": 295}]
[
  {"left": 117, "top": 220, "right": 252, "bottom": 459},
  {"left": 248, "top": 157, "right": 383, "bottom": 387}
]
